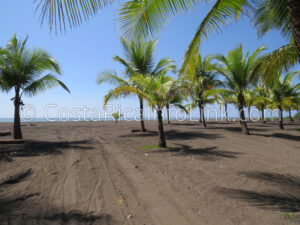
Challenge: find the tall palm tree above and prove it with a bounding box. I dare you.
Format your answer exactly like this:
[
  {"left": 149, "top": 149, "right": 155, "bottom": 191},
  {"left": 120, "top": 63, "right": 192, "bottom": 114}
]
[
  {"left": 213, "top": 45, "right": 266, "bottom": 135},
  {"left": 103, "top": 72, "right": 179, "bottom": 147},
  {"left": 216, "top": 89, "right": 236, "bottom": 122},
  {"left": 98, "top": 38, "right": 175, "bottom": 132},
  {"left": 268, "top": 72, "right": 300, "bottom": 129},
  {"left": 188, "top": 90, "right": 218, "bottom": 127},
  {"left": 165, "top": 80, "right": 187, "bottom": 125},
  {"left": 0, "top": 34, "right": 70, "bottom": 139},
  {"left": 183, "top": 53, "right": 221, "bottom": 127},
  {"left": 253, "top": 85, "right": 271, "bottom": 124},
  {"left": 244, "top": 90, "right": 257, "bottom": 121}
]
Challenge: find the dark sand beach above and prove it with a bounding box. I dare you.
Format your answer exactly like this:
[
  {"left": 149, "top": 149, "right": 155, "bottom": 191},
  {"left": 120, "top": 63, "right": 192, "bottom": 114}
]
[{"left": 0, "top": 121, "right": 299, "bottom": 225}]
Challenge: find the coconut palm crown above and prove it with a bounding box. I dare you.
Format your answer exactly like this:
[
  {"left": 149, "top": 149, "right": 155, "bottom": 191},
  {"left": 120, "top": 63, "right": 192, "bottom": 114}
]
[
  {"left": 183, "top": 53, "right": 222, "bottom": 127},
  {"left": 0, "top": 34, "right": 70, "bottom": 139},
  {"left": 268, "top": 72, "right": 300, "bottom": 129},
  {"left": 98, "top": 38, "right": 175, "bottom": 132},
  {"left": 213, "top": 44, "right": 266, "bottom": 134}
]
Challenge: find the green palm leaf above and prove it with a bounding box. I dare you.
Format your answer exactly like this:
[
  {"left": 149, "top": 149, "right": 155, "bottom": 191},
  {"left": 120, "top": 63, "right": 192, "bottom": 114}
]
[
  {"left": 35, "top": 0, "right": 114, "bottom": 32},
  {"left": 180, "top": 0, "right": 252, "bottom": 73},
  {"left": 261, "top": 41, "right": 299, "bottom": 85},
  {"left": 118, "top": 0, "right": 200, "bottom": 38},
  {"left": 252, "top": 0, "right": 291, "bottom": 39},
  {"left": 23, "top": 74, "right": 70, "bottom": 96}
]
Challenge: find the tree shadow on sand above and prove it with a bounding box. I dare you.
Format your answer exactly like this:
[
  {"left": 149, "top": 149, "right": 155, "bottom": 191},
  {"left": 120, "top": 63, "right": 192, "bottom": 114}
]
[
  {"left": 0, "top": 140, "right": 93, "bottom": 160},
  {"left": 149, "top": 144, "right": 240, "bottom": 161},
  {"left": 168, "top": 122, "right": 200, "bottom": 126},
  {"left": 165, "top": 130, "right": 222, "bottom": 140},
  {"left": 217, "top": 171, "right": 300, "bottom": 212},
  {"left": 119, "top": 130, "right": 158, "bottom": 138},
  {"left": 0, "top": 169, "right": 32, "bottom": 187},
  {"left": 206, "top": 126, "right": 268, "bottom": 133},
  {"left": 254, "top": 133, "right": 300, "bottom": 141},
  {"left": 119, "top": 129, "right": 222, "bottom": 140},
  {"left": 42, "top": 211, "right": 113, "bottom": 224},
  {"left": 1, "top": 202, "right": 114, "bottom": 224},
  {"left": 0, "top": 193, "right": 41, "bottom": 215},
  {"left": 0, "top": 170, "right": 114, "bottom": 224}
]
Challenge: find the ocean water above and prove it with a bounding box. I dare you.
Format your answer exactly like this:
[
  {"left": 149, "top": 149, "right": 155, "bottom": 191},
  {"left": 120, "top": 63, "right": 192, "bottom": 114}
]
[
  {"left": 0, "top": 118, "right": 118, "bottom": 123},
  {"left": 0, "top": 117, "right": 238, "bottom": 123}
]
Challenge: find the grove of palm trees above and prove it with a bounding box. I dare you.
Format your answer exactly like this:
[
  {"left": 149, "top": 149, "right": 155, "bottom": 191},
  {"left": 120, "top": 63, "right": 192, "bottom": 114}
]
[{"left": 0, "top": 1, "right": 299, "bottom": 224}]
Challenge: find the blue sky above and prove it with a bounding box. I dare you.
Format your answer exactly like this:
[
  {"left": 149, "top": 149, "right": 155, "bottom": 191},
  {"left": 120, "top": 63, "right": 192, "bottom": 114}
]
[{"left": 0, "top": 1, "right": 299, "bottom": 119}]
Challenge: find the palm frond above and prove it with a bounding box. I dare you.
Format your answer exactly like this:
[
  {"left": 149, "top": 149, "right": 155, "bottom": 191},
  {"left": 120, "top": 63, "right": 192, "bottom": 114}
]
[
  {"left": 35, "top": 0, "right": 114, "bottom": 32},
  {"left": 118, "top": 0, "right": 200, "bottom": 39},
  {"left": 97, "top": 70, "right": 129, "bottom": 86},
  {"left": 23, "top": 74, "right": 70, "bottom": 96},
  {"left": 252, "top": 0, "right": 291, "bottom": 39},
  {"left": 180, "top": 0, "right": 253, "bottom": 73},
  {"left": 261, "top": 42, "right": 299, "bottom": 85}
]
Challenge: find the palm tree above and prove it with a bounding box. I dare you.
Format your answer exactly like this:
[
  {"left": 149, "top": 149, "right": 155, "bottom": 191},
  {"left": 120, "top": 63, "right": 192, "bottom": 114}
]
[
  {"left": 268, "top": 72, "right": 300, "bottom": 129},
  {"left": 0, "top": 34, "right": 70, "bottom": 139},
  {"left": 183, "top": 53, "right": 221, "bottom": 127},
  {"left": 103, "top": 72, "right": 179, "bottom": 147},
  {"left": 98, "top": 38, "right": 175, "bottom": 132},
  {"left": 216, "top": 89, "right": 236, "bottom": 122},
  {"left": 213, "top": 45, "right": 266, "bottom": 135},
  {"left": 165, "top": 80, "right": 187, "bottom": 125},
  {"left": 291, "top": 97, "right": 300, "bottom": 120},
  {"left": 253, "top": 85, "right": 271, "bottom": 124},
  {"left": 188, "top": 90, "right": 218, "bottom": 127}
]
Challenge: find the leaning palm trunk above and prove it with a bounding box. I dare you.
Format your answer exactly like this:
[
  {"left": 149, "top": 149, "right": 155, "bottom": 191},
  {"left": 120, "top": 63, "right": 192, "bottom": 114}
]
[
  {"left": 287, "top": 0, "right": 300, "bottom": 59},
  {"left": 278, "top": 106, "right": 284, "bottom": 129},
  {"left": 288, "top": 108, "right": 294, "bottom": 121},
  {"left": 157, "top": 109, "right": 166, "bottom": 148},
  {"left": 238, "top": 92, "right": 249, "bottom": 135},
  {"left": 139, "top": 97, "right": 146, "bottom": 132},
  {"left": 13, "top": 88, "right": 23, "bottom": 139},
  {"left": 166, "top": 104, "right": 171, "bottom": 124}
]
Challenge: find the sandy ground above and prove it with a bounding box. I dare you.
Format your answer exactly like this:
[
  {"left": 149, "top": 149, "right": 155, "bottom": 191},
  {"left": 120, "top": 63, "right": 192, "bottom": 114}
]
[{"left": 0, "top": 120, "right": 299, "bottom": 225}]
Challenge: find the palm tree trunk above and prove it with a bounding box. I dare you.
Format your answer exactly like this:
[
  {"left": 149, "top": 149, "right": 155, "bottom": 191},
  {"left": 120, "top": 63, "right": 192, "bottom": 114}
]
[
  {"left": 248, "top": 107, "right": 251, "bottom": 121},
  {"left": 287, "top": 0, "right": 300, "bottom": 59},
  {"left": 157, "top": 109, "right": 166, "bottom": 148},
  {"left": 13, "top": 88, "right": 23, "bottom": 139},
  {"left": 279, "top": 106, "right": 284, "bottom": 129},
  {"left": 198, "top": 102, "right": 202, "bottom": 123},
  {"left": 225, "top": 103, "right": 229, "bottom": 122},
  {"left": 139, "top": 97, "right": 146, "bottom": 132},
  {"left": 261, "top": 106, "right": 266, "bottom": 124},
  {"left": 166, "top": 104, "right": 170, "bottom": 124},
  {"left": 288, "top": 108, "right": 294, "bottom": 121},
  {"left": 201, "top": 105, "right": 207, "bottom": 128},
  {"left": 238, "top": 92, "right": 249, "bottom": 135}
]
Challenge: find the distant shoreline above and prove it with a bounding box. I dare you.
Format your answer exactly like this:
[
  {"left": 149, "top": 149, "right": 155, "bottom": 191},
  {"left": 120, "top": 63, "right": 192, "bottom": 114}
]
[{"left": 0, "top": 117, "right": 245, "bottom": 123}]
